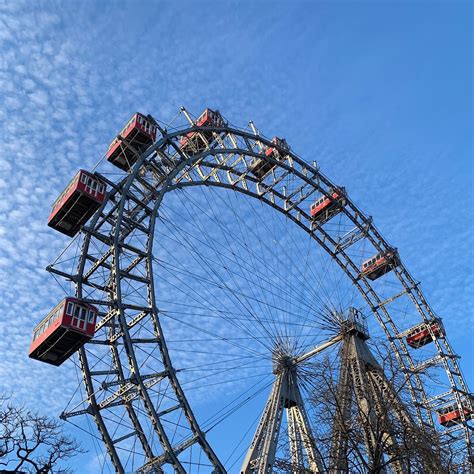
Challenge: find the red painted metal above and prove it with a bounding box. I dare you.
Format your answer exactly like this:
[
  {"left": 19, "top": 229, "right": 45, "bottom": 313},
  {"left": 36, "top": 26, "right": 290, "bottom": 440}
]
[
  {"left": 310, "top": 191, "right": 342, "bottom": 219},
  {"left": 106, "top": 112, "right": 157, "bottom": 170},
  {"left": 29, "top": 297, "right": 97, "bottom": 366},
  {"left": 361, "top": 250, "right": 398, "bottom": 281},
  {"left": 264, "top": 137, "right": 288, "bottom": 158},
  {"left": 437, "top": 403, "right": 472, "bottom": 427},
  {"left": 249, "top": 136, "right": 289, "bottom": 179},
  {"left": 179, "top": 108, "right": 225, "bottom": 152},
  {"left": 47, "top": 170, "right": 106, "bottom": 237},
  {"left": 406, "top": 321, "right": 444, "bottom": 348}
]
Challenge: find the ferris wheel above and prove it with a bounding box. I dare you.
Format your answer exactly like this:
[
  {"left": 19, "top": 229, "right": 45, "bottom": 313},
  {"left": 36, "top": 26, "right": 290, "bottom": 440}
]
[{"left": 34, "top": 108, "right": 473, "bottom": 473}]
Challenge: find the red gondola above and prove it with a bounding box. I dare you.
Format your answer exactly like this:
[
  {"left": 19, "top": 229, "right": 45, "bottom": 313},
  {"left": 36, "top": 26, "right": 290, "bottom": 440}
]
[
  {"left": 265, "top": 137, "right": 288, "bottom": 159},
  {"left": 47, "top": 170, "right": 106, "bottom": 237},
  {"left": 249, "top": 137, "right": 289, "bottom": 179},
  {"left": 29, "top": 297, "right": 97, "bottom": 366},
  {"left": 361, "top": 250, "right": 398, "bottom": 281},
  {"left": 437, "top": 403, "right": 472, "bottom": 427},
  {"left": 406, "top": 320, "right": 444, "bottom": 348},
  {"left": 310, "top": 190, "right": 344, "bottom": 221},
  {"left": 106, "top": 112, "right": 157, "bottom": 171},
  {"left": 179, "top": 108, "right": 226, "bottom": 153}
]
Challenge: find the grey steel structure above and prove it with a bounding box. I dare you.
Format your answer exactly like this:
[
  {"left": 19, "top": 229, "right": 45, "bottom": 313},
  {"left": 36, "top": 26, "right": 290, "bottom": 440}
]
[
  {"left": 238, "top": 309, "right": 452, "bottom": 473},
  {"left": 47, "top": 108, "right": 473, "bottom": 472},
  {"left": 327, "top": 311, "right": 441, "bottom": 473},
  {"left": 241, "top": 335, "right": 342, "bottom": 473}
]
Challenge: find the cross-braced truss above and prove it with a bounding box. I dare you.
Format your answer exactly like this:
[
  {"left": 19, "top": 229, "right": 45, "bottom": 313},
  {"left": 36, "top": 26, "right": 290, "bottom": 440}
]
[
  {"left": 46, "top": 108, "right": 473, "bottom": 472},
  {"left": 329, "top": 322, "right": 442, "bottom": 473},
  {"left": 240, "top": 338, "right": 342, "bottom": 473}
]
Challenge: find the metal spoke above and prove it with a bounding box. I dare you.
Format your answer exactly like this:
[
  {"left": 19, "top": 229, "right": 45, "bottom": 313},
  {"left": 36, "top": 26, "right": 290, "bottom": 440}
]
[{"left": 44, "top": 109, "right": 472, "bottom": 472}]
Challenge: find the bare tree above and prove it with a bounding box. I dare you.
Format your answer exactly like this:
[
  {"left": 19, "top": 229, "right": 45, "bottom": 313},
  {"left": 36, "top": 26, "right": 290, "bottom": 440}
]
[
  {"left": 305, "top": 338, "right": 453, "bottom": 473},
  {"left": 0, "top": 395, "right": 83, "bottom": 473}
]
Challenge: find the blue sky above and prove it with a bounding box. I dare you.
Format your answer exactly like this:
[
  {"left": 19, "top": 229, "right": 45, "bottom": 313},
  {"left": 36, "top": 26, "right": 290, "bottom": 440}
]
[{"left": 0, "top": 0, "right": 472, "bottom": 472}]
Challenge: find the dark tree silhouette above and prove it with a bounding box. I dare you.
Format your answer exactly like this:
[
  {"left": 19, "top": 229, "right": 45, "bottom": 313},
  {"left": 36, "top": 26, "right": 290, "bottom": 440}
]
[
  {"left": 266, "top": 337, "right": 465, "bottom": 474},
  {"left": 305, "top": 340, "right": 455, "bottom": 473},
  {"left": 0, "top": 395, "right": 83, "bottom": 473}
]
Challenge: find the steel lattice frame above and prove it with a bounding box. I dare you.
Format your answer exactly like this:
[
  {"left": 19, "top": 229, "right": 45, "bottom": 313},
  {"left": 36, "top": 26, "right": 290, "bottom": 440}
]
[{"left": 48, "top": 111, "right": 473, "bottom": 472}]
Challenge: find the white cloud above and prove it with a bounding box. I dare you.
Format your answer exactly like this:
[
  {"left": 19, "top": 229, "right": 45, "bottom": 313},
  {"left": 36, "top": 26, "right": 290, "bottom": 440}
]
[{"left": 0, "top": 1, "right": 471, "bottom": 471}]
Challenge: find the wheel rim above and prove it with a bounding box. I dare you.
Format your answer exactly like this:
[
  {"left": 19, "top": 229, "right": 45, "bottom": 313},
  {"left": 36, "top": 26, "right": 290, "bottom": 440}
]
[{"left": 48, "top": 112, "right": 472, "bottom": 472}]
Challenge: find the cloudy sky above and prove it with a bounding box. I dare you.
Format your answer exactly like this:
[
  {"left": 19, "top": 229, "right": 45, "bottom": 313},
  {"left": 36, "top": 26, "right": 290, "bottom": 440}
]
[{"left": 1, "top": 0, "right": 472, "bottom": 472}]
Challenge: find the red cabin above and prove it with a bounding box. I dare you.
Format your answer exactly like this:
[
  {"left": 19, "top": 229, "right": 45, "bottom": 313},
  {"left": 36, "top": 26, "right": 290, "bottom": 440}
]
[
  {"left": 265, "top": 137, "right": 289, "bottom": 158},
  {"left": 106, "top": 112, "right": 157, "bottom": 171},
  {"left": 249, "top": 137, "right": 289, "bottom": 179},
  {"left": 29, "top": 297, "right": 97, "bottom": 366},
  {"left": 48, "top": 170, "right": 106, "bottom": 237},
  {"left": 179, "top": 108, "right": 226, "bottom": 153},
  {"left": 361, "top": 250, "right": 398, "bottom": 280},
  {"left": 310, "top": 190, "right": 344, "bottom": 221},
  {"left": 437, "top": 403, "right": 472, "bottom": 427},
  {"left": 406, "top": 320, "right": 444, "bottom": 348}
]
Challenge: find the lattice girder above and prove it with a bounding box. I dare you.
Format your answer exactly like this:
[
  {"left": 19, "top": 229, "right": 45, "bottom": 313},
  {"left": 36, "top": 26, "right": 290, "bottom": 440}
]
[{"left": 46, "top": 116, "right": 472, "bottom": 471}]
